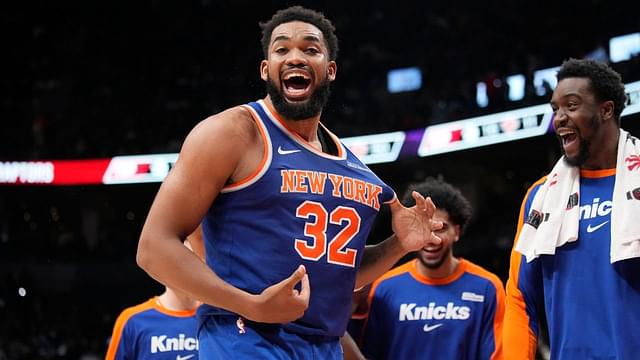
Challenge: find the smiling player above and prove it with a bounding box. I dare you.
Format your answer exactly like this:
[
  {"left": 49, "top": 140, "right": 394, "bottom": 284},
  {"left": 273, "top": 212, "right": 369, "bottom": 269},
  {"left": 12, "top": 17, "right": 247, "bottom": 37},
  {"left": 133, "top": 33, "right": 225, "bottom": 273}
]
[
  {"left": 136, "top": 6, "right": 443, "bottom": 359},
  {"left": 504, "top": 58, "right": 640, "bottom": 359},
  {"left": 360, "top": 178, "right": 505, "bottom": 360}
]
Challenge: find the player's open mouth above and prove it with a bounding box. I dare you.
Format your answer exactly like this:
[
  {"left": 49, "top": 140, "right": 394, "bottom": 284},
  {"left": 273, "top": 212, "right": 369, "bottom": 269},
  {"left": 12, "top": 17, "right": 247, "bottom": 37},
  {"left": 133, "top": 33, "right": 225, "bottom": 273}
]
[
  {"left": 282, "top": 71, "right": 312, "bottom": 100},
  {"left": 557, "top": 128, "right": 578, "bottom": 152},
  {"left": 422, "top": 246, "right": 442, "bottom": 254}
]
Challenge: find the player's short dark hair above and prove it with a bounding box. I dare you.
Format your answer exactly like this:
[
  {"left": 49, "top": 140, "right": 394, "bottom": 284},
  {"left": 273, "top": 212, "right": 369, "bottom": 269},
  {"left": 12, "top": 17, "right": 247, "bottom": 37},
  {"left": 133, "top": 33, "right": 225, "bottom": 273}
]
[
  {"left": 259, "top": 6, "right": 339, "bottom": 61},
  {"left": 556, "top": 58, "right": 627, "bottom": 122},
  {"left": 402, "top": 177, "right": 473, "bottom": 234}
]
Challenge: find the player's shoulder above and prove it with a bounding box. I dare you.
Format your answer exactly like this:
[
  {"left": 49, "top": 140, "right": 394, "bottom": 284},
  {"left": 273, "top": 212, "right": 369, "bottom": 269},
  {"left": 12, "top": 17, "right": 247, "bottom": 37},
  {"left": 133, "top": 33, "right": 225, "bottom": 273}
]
[
  {"left": 461, "top": 259, "right": 504, "bottom": 289},
  {"left": 372, "top": 260, "right": 414, "bottom": 289},
  {"left": 115, "top": 298, "right": 157, "bottom": 325},
  {"left": 198, "top": 105, "right": 256, "bottom": 134},
  {"left": 185, "top": 105, "right": 259, "bottom": 148},
  {"left": 524, "top": 175, "right": 547, "bottom": 200}
]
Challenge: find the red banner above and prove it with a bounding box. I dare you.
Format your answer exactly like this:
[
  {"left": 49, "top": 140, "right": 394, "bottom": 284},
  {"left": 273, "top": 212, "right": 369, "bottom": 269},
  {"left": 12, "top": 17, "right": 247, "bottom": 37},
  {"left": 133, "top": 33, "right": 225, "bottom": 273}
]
[{"left": 0, "top": 159, "right": 111, "bottom": 185}]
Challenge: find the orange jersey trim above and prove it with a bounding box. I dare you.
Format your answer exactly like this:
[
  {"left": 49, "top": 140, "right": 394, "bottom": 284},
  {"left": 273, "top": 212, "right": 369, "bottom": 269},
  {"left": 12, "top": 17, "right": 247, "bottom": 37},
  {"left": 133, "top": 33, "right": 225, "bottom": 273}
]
[
  {"left": 407, "top": 258, "right": 466, "bottom": 285},
  {"left": 464, "top": 261, "right": 506, "bottom": 360},
  {"left": 262, "top": 98, "right": 346, "bottom": 160},
  {"left": 152, "top": 297, "right": 198, "bottom": 317},
  {"left": 221, "top": 105, "right": 272, "bottom": 192},
  {"left": 503, "top": 176, "right": 546, "bottom": 360},
  {"left": 384, "top": 195, "right": 399, "bottom": 206},
  {"left": 360, "top": 261, "right": 415, "bottom": 345},
  {"left": 105, "top": 298, "right": 156, "bottom": 360},
  {"left": 580, "top": 168, "right": 615, "bottom": 178}
]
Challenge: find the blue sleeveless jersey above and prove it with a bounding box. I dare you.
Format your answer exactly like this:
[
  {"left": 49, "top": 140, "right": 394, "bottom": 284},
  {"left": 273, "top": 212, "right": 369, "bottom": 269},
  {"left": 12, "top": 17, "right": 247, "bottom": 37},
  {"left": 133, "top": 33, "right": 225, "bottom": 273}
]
[
  {"left": 198, "top": 100, "right": 396, "bottom": 337},
  {"left": 507, "top": 169, "right": 640, "bottom": 359},
  {"left": 105, "top": 297, "right": 199, "bottom": 360}
]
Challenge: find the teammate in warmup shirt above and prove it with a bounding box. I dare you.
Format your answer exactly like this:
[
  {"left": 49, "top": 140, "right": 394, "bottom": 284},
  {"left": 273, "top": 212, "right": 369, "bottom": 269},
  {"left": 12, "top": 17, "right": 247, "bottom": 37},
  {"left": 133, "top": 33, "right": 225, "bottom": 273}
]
[
  {"left": 504, "top": 58, "right": 640, "bottom": 359},
  {"left": 136, "top": 6, "right": 442, "bottom": 359},
  {"left": 106, "top": 240, "right": 200, "bottom": 360},
  {"left": 360, "top": 178, "right": 504, "bottom": 360}
]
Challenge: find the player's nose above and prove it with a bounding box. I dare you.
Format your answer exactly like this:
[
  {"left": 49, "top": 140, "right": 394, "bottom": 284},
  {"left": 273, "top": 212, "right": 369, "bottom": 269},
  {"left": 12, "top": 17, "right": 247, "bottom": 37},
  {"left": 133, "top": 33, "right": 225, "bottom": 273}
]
[{"left": 285, "top": 48, "right": 308, "bottom": 66}]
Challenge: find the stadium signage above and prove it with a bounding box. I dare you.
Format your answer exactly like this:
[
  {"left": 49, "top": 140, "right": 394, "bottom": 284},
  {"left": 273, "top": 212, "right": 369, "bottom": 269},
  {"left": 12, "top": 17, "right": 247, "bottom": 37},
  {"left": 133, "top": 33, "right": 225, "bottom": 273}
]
[
  {"left": 342, "top": 131, "right": 405, "bottom": 164},
  {"left": 417, "top": 104, "right": 552, "bottom": 157},
  {"left": 2, "top": 82, "right": 638, "bottom": 186},
  {"left": 0, "top": 161, "right": 54, "bottom": 184}
]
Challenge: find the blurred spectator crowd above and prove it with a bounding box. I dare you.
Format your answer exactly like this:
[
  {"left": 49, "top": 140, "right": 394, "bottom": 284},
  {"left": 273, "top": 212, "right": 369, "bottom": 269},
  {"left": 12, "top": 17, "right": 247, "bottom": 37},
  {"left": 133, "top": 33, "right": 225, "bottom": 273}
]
[{"left": 1, "top": 0, "right": 638, "bottom": 161}]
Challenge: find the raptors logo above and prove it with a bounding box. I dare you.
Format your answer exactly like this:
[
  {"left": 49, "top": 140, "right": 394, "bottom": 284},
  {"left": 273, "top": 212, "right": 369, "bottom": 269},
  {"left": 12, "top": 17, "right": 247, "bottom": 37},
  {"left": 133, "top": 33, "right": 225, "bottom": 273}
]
[{"left": 625, "top": 154, "right": 640, "bottom": 172}]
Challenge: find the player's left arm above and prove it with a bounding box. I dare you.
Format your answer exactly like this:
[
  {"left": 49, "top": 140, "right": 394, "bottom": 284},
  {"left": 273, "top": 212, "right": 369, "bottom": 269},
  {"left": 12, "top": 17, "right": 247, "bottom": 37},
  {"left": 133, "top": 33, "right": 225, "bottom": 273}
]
[{"left": 355, "top": 192, "right": 442, "bottom": 289}]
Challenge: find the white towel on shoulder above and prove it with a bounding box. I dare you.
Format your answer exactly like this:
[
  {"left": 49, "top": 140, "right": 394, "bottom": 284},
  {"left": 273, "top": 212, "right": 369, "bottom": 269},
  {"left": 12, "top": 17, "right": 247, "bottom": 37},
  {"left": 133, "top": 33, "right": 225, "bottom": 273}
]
[{"left": 515, "top": 128, "right": 640, "bottom": 263}]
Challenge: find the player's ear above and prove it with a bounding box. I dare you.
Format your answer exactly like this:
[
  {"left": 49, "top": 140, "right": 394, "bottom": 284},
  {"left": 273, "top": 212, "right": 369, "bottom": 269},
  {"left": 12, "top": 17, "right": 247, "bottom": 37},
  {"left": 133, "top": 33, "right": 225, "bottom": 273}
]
[
  {"left": 600, "top": 100, "right": 614, "bottom": 122},
  {"left": 260, "top": 60, "right": 269, "bottom": 81},
  {"left": 327, "top": 61, "right": 337, "bottom": 82}
]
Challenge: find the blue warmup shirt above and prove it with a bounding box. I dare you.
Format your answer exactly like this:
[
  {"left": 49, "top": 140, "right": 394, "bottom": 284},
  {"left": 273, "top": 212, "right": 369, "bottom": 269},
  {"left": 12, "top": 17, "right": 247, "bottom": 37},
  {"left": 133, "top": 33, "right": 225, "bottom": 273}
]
[
  {"left": 362, "top": 259, "right": 504, "bottom": 360},
  {"left": 506, "top": 169, "right": 640, "bottom": 359},
  {"left": 106, "top": 297, "right": 199, "bottom": 360}
]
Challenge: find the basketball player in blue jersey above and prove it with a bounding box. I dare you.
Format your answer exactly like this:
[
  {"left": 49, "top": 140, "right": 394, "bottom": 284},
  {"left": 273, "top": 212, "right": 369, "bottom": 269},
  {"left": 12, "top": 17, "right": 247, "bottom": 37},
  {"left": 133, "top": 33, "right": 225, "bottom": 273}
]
[
  {"left": 106, "top": 240, "right": 200, "bottom": 360},
  {"left": 504, "top": 59, "right": 640, "bottom": 359},
  {"left": 136, "top": 6, "right": 443, "bottom": 359},
  {"left": 358, "top": 178, "right": 505, "bottom": 360}
]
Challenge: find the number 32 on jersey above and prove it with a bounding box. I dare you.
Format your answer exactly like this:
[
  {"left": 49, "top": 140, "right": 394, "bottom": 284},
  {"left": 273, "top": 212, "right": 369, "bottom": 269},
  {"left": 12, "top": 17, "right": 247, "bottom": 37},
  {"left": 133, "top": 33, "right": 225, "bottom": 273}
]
[{"left": 294, "top": 200, "right": 361, "bottom": 268}]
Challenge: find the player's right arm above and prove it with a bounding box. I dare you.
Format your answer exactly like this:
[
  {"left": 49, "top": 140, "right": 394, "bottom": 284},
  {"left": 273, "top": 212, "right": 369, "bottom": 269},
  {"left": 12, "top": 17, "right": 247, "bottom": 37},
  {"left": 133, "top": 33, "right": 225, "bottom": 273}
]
[
  {"left": 503, "top": 179, "right": 545, "bottom": 359},
  {"left": 136, "top": 107, "right": 309, "bottom": 324}
]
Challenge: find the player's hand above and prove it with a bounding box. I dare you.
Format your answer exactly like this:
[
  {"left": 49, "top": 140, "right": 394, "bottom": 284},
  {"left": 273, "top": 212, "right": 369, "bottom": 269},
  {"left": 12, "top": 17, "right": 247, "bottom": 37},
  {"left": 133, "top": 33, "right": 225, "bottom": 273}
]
[
  {"left": 389, "top": 191, "right": 443, "bottom": 252},
  {"left": 247, "top": 265, "right": 310, "bottom": 323}
]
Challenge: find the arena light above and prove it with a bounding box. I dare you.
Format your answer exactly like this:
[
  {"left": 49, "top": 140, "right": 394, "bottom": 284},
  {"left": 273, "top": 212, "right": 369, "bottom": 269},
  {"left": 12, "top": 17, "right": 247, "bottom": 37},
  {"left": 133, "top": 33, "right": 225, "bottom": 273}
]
[
  {"left": 622, "top": 80, "right": 640, "bottom": 117},
  {"left": 475, "top": 82, "right": 489, "bottom": 108},
  {"left": 387, "top": 67, "right": 422, "bottom": 93},
  {"left": 533, "top": 66, "right": 560, "bottom": 96},
  {"left": 507, "top": 74, "right": 526, "bottom": 101},
  {"left": 609, "top": 32, "right": 640, "bottom": 63}
]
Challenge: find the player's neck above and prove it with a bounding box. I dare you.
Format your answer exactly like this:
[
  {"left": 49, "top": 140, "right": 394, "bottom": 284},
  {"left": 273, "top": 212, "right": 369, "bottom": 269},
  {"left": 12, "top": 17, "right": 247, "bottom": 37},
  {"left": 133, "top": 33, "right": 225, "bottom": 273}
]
[
  {"left": 581, "top": 126, "right": 619, "bottom": 170},
  {"left": 158, "top": 289, "right": 198, "bottom": 311},
  {"left": 285, "top": 117, "right": 322, "bottom": 144},
  {"left": 417, "top": 257, "right": 459, "bottom": 279},
  {"left": 265, "top": 95, "right": 323, "bottom": 146}
]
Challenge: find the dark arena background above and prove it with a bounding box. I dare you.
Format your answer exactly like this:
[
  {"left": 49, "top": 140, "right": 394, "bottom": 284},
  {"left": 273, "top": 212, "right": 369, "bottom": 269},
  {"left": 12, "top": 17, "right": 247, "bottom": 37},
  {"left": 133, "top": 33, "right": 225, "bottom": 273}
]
[{"left": 1, "top": 1, "right": 639, "bottom": 358}]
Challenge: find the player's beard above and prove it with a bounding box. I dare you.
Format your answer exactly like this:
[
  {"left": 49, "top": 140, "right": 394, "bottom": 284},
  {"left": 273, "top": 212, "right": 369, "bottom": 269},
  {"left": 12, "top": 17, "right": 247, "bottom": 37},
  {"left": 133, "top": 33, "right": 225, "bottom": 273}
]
[
  {"left": 266, "top": 76, "right": 331, "bottom": 121},
  {"left": 559, "top": 114, "right": 599, "bottom": 167},
  {"left": 418, "top": 245, "right": 453, "bottom": 270}
]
